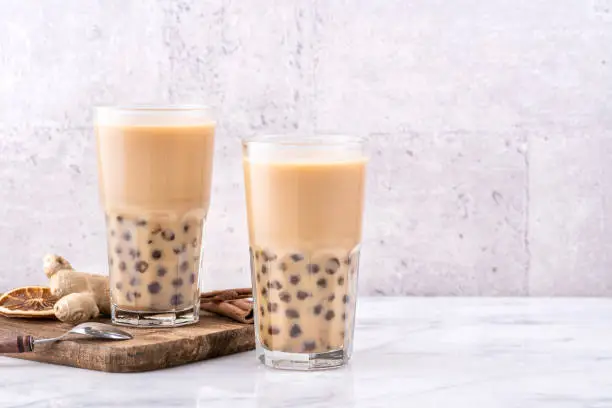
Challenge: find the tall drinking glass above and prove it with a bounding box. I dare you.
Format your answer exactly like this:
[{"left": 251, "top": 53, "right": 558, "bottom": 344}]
[
  {"left": 95, "top": 106, "right": 215, "bottom": 327},
  {"left": 243, "top": 135, "right": 368, "bottom": 370}
]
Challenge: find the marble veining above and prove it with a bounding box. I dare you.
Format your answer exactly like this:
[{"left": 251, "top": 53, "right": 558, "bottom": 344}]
[{"left": 1, "top": 298, "right": 611, "bottom": 407}]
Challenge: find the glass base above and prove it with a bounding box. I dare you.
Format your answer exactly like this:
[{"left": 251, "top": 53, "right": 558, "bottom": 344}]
[
  {"left": 111, "top": 304, "right": 199, "bottom": 327},
  {"left": 257, "top": 346, "right": 349, "bottom": 371}
]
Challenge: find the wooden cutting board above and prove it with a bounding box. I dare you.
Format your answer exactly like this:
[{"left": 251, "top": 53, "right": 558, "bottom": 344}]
[{"left": 0, "top": 312, "right": 255, "bottom": 373}]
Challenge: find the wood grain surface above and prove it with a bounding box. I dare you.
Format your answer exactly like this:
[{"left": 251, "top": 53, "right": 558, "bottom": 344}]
[{"left": 0, "top": 312, "right": 254, "bottom": 373}]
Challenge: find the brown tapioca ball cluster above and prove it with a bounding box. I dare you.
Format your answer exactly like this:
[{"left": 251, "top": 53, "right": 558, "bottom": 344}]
[
  {"left": 106, "top": 213, "right": 204, "bottom": 311},
  {"left": 252, "top": 246, "right": 360, "bottom": 353}
]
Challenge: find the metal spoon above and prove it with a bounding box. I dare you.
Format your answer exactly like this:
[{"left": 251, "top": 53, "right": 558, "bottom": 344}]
[{"left": 0, "top": 322, "right": 133, "bottom": 353}]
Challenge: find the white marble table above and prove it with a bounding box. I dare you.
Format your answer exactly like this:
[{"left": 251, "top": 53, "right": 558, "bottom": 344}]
[{"left": 1, "top": 298, "right": 611, "bottom": 407}]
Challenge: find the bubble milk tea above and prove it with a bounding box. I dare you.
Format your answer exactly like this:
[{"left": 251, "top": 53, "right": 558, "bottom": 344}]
[
  {"left": 96, "top": 106, "right": 215, "bottom": 327},
  {"left": 243, "top": 136, "right": 367, "bottom": 369}
]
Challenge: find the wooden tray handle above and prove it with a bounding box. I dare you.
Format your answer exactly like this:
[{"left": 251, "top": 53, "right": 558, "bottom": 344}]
[{"left": 0, "top": 335, "right": 34, "bottom": 353}]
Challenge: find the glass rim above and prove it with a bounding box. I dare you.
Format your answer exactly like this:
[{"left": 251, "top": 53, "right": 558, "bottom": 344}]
[{"left": 242, "top": 134, "right": 365, "bottom": 147}]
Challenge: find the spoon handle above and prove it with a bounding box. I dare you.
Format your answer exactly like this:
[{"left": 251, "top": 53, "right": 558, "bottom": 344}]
[{"left": 0, "top": 335, "right": 34, "bottom": 353}]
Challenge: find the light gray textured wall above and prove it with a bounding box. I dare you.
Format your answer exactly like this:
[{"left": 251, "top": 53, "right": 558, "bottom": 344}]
[{"left": 0, "top": 0, "right": 611, "bottom": 295}]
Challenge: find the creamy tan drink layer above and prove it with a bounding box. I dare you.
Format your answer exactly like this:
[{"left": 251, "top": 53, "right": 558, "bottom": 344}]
[
  {"left": 96, "top": 110, "right": 215, "bottom": 313},
  {"left": 244, "top": 144, "right": 367, "bottom": 354}
]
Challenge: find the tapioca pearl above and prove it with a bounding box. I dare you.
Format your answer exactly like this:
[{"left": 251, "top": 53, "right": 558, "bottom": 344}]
[
  {"left": 122, "top": 231, "right": 132, "bottom": 241},
  {"left": 126, "top": 292, "right": 133, "bottom": 302},
  {"left": 115, "top": 282, "right": 123, "bottom": 291},
  {"left": 116, "top": 215, "right": 124, "bottom": 223},
  {"left": 135, "top": 219, "right": 147, "bottom": 227},
  {"left": 147, "top": 282, "right": 162, "bottom": 294},
  {"left": 189, "top": 273, "right": 196, "bottom": 285},
  {"left": 172, "top": 278, "right": 183, "bottom": 288},
  {"left": 261, "top": 287, "right": 268, "bottom": 297},
  {"left": 285, "top": 309, "right": 300, "bottom": 318},
  {"left": 325, "top": 310, "right": 335, "bottom": 320},
  {"left": 135, "top": 261, "right": 149, "bottom": 273},
  {"left": 173, "top": 244, "right": 187, "bottom": 255},
  {"left": 328, "top": 294, "right": 335, "bottom": 302},
  {"left": 338, "top": 276, "right": 345, "bottom": 286},
  {"left": 261, "top": 264, "right": 268, "bottom": 274},
  {"left": 296, "top": 291, "right": 310, "bottom": 300},
  {"left": 306, "top": 264, "right": 320, "bottom": 274},
  {"left": 259, "top": 323, "right": 264, "bottom": 332},
  {"left": 268, "top": 280, "right": 282, "bottom": 290},
  {"left": 261, "top": 249, "right": 277, "bottom": 262},
  {"left": 290, "top": 324, "right": 302, "bottom": 338},
  {"left": 267, "top": 302, "right": 278, "bottom": 313},
  {"left": 151, "top": 224, "right": 162, "bottom": 235},
  {"left": 342, "top": 312, "right": 346, "bottom": 321},
  {"left": 183, "top": 223, "right": 190, "bottom": 233},
  {"left": 290, "top": 253, "right": 304, "bottom": 262},
  {"left": 289, "top": 275, "right": 300, "bottom": 285},
  {"left": 161, "top": 229, "right": 175, "bottom": 241},
  {"left": 325, "top": 258, "right": 341, "bottom": 274},
  {"left": 129, "top": 277, "right": 140, "bottom": 287},
  {"left": 303, "top": 341, "right": 316, "bottom": 352},
  {"left": 256, "top": 273, "right": 261, "bottom": 283},
  {"left": 268, "top": 326, "right": 280, "bottom": 335},
  {"left": 157, "top": 266, "right": 168, "bottom": 277},
  {"left": 313, "top": 305, "right": 323, "bottom": 315},
  {"left": 316, "top": 278, "right": 327, "bottom": 288},
  {"left": 147, "top": 239, "right": 153, "bottom": 245},
  {"left": 259, "top": 305, "right": 265, "bottom": 317},
  {"left": 180, "top": 261, "right": 189, "bottom": 273},
  {"left": 342, "top": 295, "right": 350, "bottom": 304},
  {"left": 170, "top": 294, "right": 184, "bottom": 306},
  {"left": 151, "top": 249, "right": 163, "bottom": 260},
  {"left": 133, "top": 291, "right": 142, "bottom": 299},
  {"left": 128, "top": 248, "right": 139, "bottom": 260},
  {"left": 279, "top": 292, "right": 291, "bottom": 303},
  {"left": 118, "top": 261, "right": 127, "bottom": 272},
  {"left": 114, "top": 245, "right": 122, "bottom": 255}
]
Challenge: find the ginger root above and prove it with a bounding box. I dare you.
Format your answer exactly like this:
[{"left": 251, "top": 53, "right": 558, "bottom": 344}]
[{"left": 43, "top": 254, "right": 110, "bottom": 325}]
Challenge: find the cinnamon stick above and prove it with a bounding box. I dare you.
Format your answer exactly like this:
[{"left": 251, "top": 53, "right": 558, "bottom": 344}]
[
  {"left": 200, "top": 299, "right": 254, "bottom": 324},
  {"left": 199, "top": 288, "right": 254, "bottom": 324},
  {"left": 200, "top": 288, "right": 252, "bottom": 302}
]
